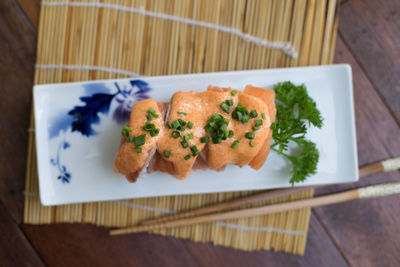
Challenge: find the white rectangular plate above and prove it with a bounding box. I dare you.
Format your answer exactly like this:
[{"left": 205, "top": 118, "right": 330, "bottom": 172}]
[{"left": 34, "top": 64, "right": 358, "bottom": 206}]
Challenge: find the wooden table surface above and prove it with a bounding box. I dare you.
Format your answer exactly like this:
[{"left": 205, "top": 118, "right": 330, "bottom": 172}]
[{"left": 1, "top": 0, "right": 399, "bottom": 266}]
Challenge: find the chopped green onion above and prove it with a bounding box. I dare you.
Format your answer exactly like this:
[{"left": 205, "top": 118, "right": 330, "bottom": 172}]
[
  {"left": 200, "top": 136, "right": 210, "bottom": 143},
  {"left": 245, "top": 132, "right": 255, "bottom": 139},
  {"left": 184, "top": 155, "right": 191, "bottom": 160},
  {"left": 252, "top": 120, "right": 262, "bottom": 131},
  {"left": 187, "top": 121, "right": 194, "bottom": 129},
  {"left": 178, "top": 118, "right": 186, "bottom": 126},
  {"left": 183, "top": 133, "right": 194, "bottom": 140},
  {"left": 232, "top": 102, "right": 250, "bottom": 123},
  {"left": 204, "top": 113, "right": 232, "bottom": 144},
  {"left": 212, "top": 136, "right": 222, "bottom": 144},
  {"left": 135, "top": 134, "right": 146, "bottom": 146},
  {"left": 237, "top": 112, "right": 243, "bottom": 121},
  {"left": 188, "top": 133, "right": 194, "bottom": 139},
  {"left": 176, "top": 119, "right": 186, "bottom": 130},
  {"left": 231, "top": 140, "right": 239, "bottom": 149},
  {"left": 143, "top": 122, "right": 155, "bottom": 131},
  {"left": 261, "top": 113, "right": 266, "bottom": 120},
  {"left": 210, "top": 113, "right": 222, "bottom": 121},
  {"left": 250, "top": 110, "right": 258, "bottom": 118},
  {"left": 150, "top": 128, "right": 160, "bottom": 136},
  {"left": 249, "top": 141, "right": 254, "bottom": 147},
  {"left": 232, "top": 111, "right": 242, "bottom": 121},
  {"left": 220, "top": 102, "right": 230, "bottom": 114},
  {"left": 164, "top": 150, "right": 170, "bottom": 158},
  {"left": 181, "top": 139, "right": 189, "bottom": 148},
  {"left": 146, "top": 108, "right": 159, "bottom": 120},
  {"left": 171, "top": 131, "right": 180, "bottom": 139},
  {"left": 167, "top": 122, "right": 173, "bottom": 129},
  {"left": 217, "top": 129, "right": 227, "bottom": 137},
  {"left": 135, "top": 147, "right": 142, "bottom": 153},
  {"left": 147, "top": 108, "right": 158, "bottom": 118},
  {"left": 143, "top": 120, "right": 160, "bottom": 137},
  {"left": 177, "top": 111, "right": 187, "bottom": 116},
  {"left": 242, "top": 114, "right": 249, "bottom": 123},
  {"left": 121, "top": 126, "right": 131, "bottom": 138},
  {"left": 126, "top": 136, "right": 136, "bottom": 143},
  {"left": 228, "top": 130, "right": 234, "bottom": 138},
  {"left": 190, "top": 145, "right": 200, "bottom": 156},
  {"left": 225, "top": 99, "right": 233, "bottom": 106},
  {"left": 172, "top": 120, "right": 180, "bottom": 129},
  {"left": 204, "top": 125, "right": 213, "bottom": 133},
  {"left": 236, "top": 102, "right": 249, "bottom": 114},
  {"left": 231, "top": 90, "right": 238, "bottom": 96}
]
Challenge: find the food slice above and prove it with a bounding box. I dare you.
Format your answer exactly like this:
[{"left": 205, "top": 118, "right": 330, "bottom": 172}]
[
  {"left": 147, "top": 152, "right": 176, "bottom": 176},
  {"left": 244, "top": 85, "right": 276, "bottom": 122},
  {"left": 113, "top": 100, "right": 166, "bottom": 182},
  {"left": 243, "top": 85, "right": 276, "bottom": 170},
  {"left": 155, "top": 91, "right": 208, "bottom": 179},
  {"left": 204, "top": 86, "right": 273, "bottom": 170}
]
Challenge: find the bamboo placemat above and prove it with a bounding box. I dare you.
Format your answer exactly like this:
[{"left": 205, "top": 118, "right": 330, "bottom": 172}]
[{"left": 24, "top": 0, "right": 338, "bottom": 255}]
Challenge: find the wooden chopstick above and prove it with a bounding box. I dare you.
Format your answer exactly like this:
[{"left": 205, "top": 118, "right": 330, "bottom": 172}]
[
  {"left": 140, "top": 157, "right": 400, "bottom": 226},
  {"left": 140, "top": 187, "right": 310, "bottom": 226},
  {"left": 111, "top": 157, "right": 400, "bottom": 235},
  {"left": 110, "top": 182, "right": 400, "bottom": 235},
  {"left": 359, "top": 157, "right": 400, "bottom": 177}
]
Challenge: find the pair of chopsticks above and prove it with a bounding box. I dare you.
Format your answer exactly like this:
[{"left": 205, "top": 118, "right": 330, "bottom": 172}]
[{"left": 110, "top": 157, "right": 400, "bottom": 236}]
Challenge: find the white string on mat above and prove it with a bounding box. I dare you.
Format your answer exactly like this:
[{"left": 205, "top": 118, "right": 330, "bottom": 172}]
[
  {"left": 34, "top": 64, "right": 141, "bottom": 77},
  {"left": 40, "top": 1, "right": 298, "bottom": 58},
  {"left": 114, "top": 199, "right": 306, "bottom": 235},
  {"left": 112, "top": 200, "right": 176, "bottom": 214},
  {"left": 23, "top": 191, "right": 306, "bottom": 234}
]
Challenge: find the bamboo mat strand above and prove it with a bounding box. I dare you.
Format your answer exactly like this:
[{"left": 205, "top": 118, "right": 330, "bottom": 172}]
[{"left": 25, "top": 0, "right": 338, "bottom": 255}]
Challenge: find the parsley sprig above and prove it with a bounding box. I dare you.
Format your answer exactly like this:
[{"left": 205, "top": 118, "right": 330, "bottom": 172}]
[{"left": 271, "top": 81, "right": 323, "bottom": 185}]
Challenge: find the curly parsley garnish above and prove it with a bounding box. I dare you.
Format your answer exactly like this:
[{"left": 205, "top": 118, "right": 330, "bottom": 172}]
[{"left": 271, "top": 81, "right": 323, "bottom": 185}]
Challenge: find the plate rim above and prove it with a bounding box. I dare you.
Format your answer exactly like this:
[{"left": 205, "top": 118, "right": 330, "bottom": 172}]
[{"left": 33, "top": 64, "right": 358, "bottom": 206}]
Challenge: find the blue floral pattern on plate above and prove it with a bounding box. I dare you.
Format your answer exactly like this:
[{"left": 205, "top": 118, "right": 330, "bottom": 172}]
[
  {"left": 50, "top": 141, "right": 71, "bottom": 183},
  {"left": 49, "top": 80, "right": 151, "bottom": 184}
]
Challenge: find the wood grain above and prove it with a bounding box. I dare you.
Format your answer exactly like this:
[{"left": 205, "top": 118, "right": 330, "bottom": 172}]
[
  {"left": 339, "top": 0, "right": 400, "bottom": 124},
  {"left": 17, "top": 0, "right": 40, "bottom": 29},
  {"left": 22, "top": 214, "right": 349, "bottom": 267},
  {"left": 182, "top": 214, "right": 349, "bottom": 267},
  {"left": 0, "top": 202, "right": 44, "bottom": 267},
  {"left": 313, "top": 35, "right": 400, "bottom": 267},
  {"left": 0, "top": 0, "right": 36, "bottom": 224},
  {"left": 22, "top": 223, "right": 201, "bottom": 267}
]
